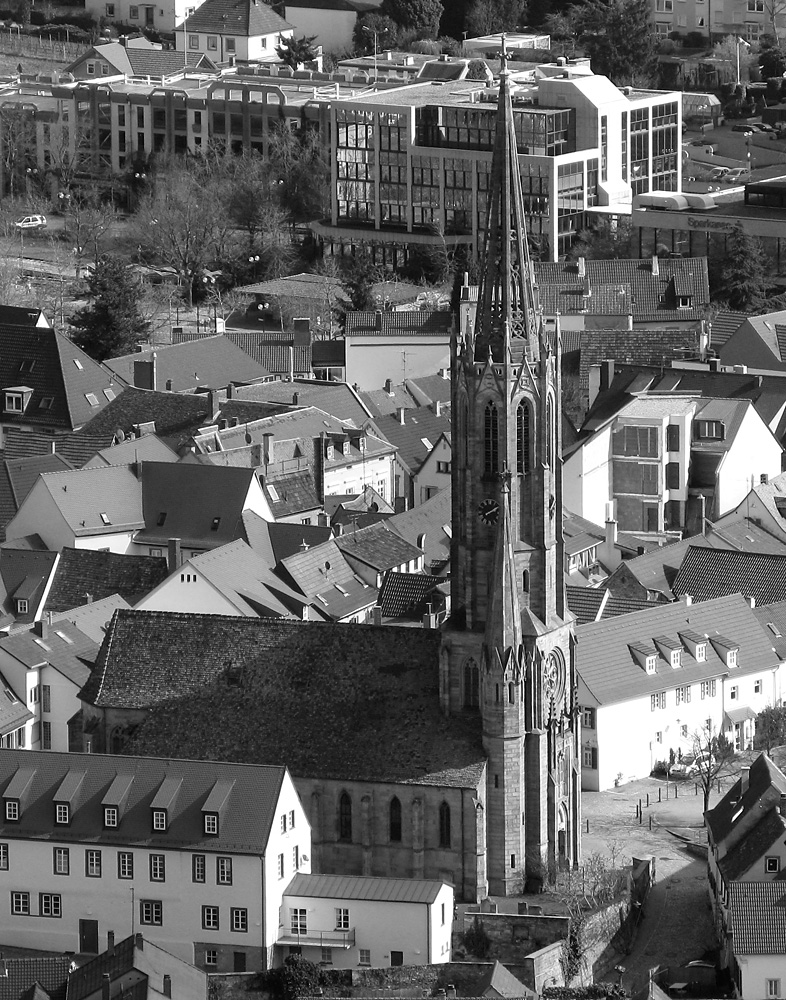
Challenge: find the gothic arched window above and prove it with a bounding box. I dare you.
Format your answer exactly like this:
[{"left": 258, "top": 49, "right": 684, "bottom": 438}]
[
  {"left": 389, "top": 796, "right": 402, "bottom": 842},
  {"left": 517, "top": 402, "right": 531, "bottom": 474},
  {"left": 484, "top": 401, "right": 499, "bottom": 477},
  {"left": 464, "top": 658, "right": 480, "bottom": 708},
  {"left": 338, "top": 792, "right": 352, "bottom": 841},
  {"left": 439, "top": 801, "right": 451, "bottom": 848}
]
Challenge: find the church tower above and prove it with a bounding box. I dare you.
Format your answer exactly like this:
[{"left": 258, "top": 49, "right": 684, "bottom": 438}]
[{"left": 440, "top": 48, "right": 581, "bottom": 896}]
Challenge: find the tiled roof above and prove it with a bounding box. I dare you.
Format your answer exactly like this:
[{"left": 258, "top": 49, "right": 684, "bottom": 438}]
[
  {"left": 609, "top": 533, "right": 718, "bottom": 600},
  {"left": 279, "top": 538, "right": 376, "bottom": 619},
  {"left": 104, "top": 337, "right": 271, "bottom": 392},
  {"left": 728, "top": 881, "right": 786, "bottom": 954},
  {"left": 0, "top": 667, "right": 33, "bottom": 735},
  {"left": 264, "top": 469, "right": 321, "bottom": 517},
  {"left": 378, "top": 570, "right": 441, "bottom": 617},
  {"left": 284, "top": 0, "right": 382, "bottom": 10},
  {"left": 360, "top": 382, "right": 420, "bottom": 417},
  {"left": 705, "top": 753, "right": 786, "bottom": 845},
  {"left": 0, "top": 747, "right": 286, "bottom": 854},
  {"left": 181, "top": 539, "right": 304, "bottom": 617},
  {"left": 387, "top": 488, "right": 451, "bottom": 573},
  {"left": 577, "top": 593, "right": 779, "bottom": 707},
  {"left": 0, "top": 547, "right": 59, "bottom": 623},
  {"left": 345, "top": 310, "right": 453, "bottom": 337},
  {"left": 68, "top": 936, "right": 135, "bottom": 1000},
  {"left": 374, "top": 406, "right": 451, "bottom": 473},
  {"left": 0, "top": 453, "right": 72, "bottom": 540},
  {"left": 753, "top": 599, "right": 786, "bottom": 660},
  {"left": 240, "top": 510, "right": 332, "bottom": 564},
  {"left": 0, "top": 958, "right": 69, "bottom": 1000},
  {"left": 231, "top": 379, "right": 371, "bottom": 426},
  {"left": 407, "top": 374, "right": 452, "bottom": 406},
  {"left": 19, "top": 465, "right": 144, "bottom": 537},
  {"left": 42, "top": 548, "right": 169, "bottom": 614},
  {"left": 285, "top": 872, "right": 444, "bottom": 903},
  {"left": 181, "top": 0, "right": 293, "bottom": 36},
  {"left": 50, "top": 594, "right": 131, "bottom": 645},
  {"left": 136, "top": 462, "right": 257, "bottom": 548},
  {"left": 1, "top": 427, "right": 111, "bottom": 467},
  {"left": 578, "top": 328, "right": 702, "bottom": 389},
  {"left": 0, "top": 621, "right": 97, "bottom": 686},
  {"left": 92, "top": 610, "right": 485, "bottom": 787},
  {"left": 0, "top": 306, "right": 48, "bottom": 327},
  {"left": 335, "top": 521, "right": 423, "bottom": 572},
  {"left": 0, "top": 325, "right": 121, "bottom": 430},
  {"left": 718, "top": 807, "right": 786, "bottom": 881},
  {"left": 710, "top": 311, "right": 747, "bottom": 350},
  {"left": 481, "top": 961, "right": 537, "bottom": 999},
  {"left": 126, "top": 46, "right": 217, "bottom": 76},
  {"left": 672, "top": 547, "right": 786, "bottom": 605},
  {"left": 706, "top": 518, "right": 786, "bottom": 555},
  {"left": 566, "top": 586, "right": 652, "bottom": 625},
  {"left": 534, "top": 257, "right": 710, "bottom": 319},
  {"left": 172, "top": 331, "right": 312, "bottom": 378},
  {"left": 83, "top": 433, "right": 179, "bottom": 468}
]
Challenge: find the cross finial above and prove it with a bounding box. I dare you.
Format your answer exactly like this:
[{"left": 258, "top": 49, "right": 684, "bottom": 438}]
[{"left": 500, "top": 32, "right": 508, "bottom": 76}]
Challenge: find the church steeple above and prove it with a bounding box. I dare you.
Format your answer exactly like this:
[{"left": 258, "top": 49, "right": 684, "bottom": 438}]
[
  {"left": 442, "top": 41, "right": 581, "bottom": 897},
  {"left": 470, "top": 42, "right": 539, "bottom": 365}
]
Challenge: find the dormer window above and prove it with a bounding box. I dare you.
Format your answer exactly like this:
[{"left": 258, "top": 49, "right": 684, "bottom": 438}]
[
  {"left": 677, "top": 295, "right": 692, "bottom": 309},
  {"left": 670, "top": 649, "right": 681, "bottom": 668},
  {"left": 326, "top": 443, "right": 335, "bottom": 461},
  {"left": 696, "top": 643, "right": 706, "bottom": 662},
  {"left": 646, "top": 655, "right": 657, "bottom": 674},
  {"left": 104, "top": 806, "right": 118, "bottom": 828},
  {"left": 152, "top": 809, "right": 167, "bottom": 832},
  {"left": 16, "top": 600, "right": 28, "bottom": 615},
  {"left": 55, "top": 803, "right": 69, "bottom": 825},
  {"left": 204, "top": 813, "right": 218, "bottom": 836},
  {"left": 358, "top": 435, "right": 367, "bottom": 452},
  {"left": 728, "top": 648, "right": 738, "bottom": 667},
  {"left": 5, "top": 800, "right": 19, "bottom": 822},
  {"left": 4, "top": 389, "right": 29, "bottom": 413},
  {"left": 695, "top": 419, "right": 724, "bottom": 440},
  {"left": 342, "top": 438, "right": 351, "bottom": 456}
]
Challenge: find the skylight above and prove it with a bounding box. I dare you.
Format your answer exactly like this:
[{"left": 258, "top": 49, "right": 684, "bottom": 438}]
[
  {"left": 85, "top": 393, "right": 99, "bottom": 406},
  {"left": 268, "top": 485, "right": 280, "bottom": 502},
  {"left": 768, "top": 623, "right": 782, "bottom": 638},
  {"left": 73, "top": 359, "right": 83, "bottom": 370},
  {"left": 33, "top": 638, "right": 51, "bottom": 652},
  {"left": 54, "top": 631, "right": 73, "bottom": 644},
  {"left": 210, "top": 517, "right": 221, "bottom": 531},
  {"left": 100, "top": 512, "right": 111, "bottom": 525}
]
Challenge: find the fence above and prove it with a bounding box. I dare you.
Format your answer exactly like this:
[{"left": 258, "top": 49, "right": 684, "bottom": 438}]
[{"left": 0, "top": 31, "right": 85, "bottom": 62}]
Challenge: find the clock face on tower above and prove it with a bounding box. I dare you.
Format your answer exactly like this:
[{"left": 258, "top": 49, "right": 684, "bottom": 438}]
[{"left": 477, "top": 498, "right": 500, "bottom": 525}]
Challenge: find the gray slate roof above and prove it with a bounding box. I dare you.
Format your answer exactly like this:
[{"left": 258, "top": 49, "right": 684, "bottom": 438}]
[
  {"left": 181, "top": 0, "right": 293, "bottom": 36},
  {"left": 729, "top": 881, "right": 786, "bottom": 954},
  {"left": 672, "top": 546, "right": 786, "bottom": 605},
  {"left": 285, "top": 872, "right": 445, "bottom": 903}
]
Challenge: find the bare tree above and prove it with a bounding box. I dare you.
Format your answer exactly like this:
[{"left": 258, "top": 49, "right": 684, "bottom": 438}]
[
  {"left": 679, "top": 720, "right": 736, "bottom": 812},
  {"left": 63, "top": 186, "right": 117, "bottom": 277}
]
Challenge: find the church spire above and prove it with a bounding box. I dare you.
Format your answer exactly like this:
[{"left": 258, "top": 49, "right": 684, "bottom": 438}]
[
  {"left": 483, "top": 468, "right": 523, "bottom": 663},
  {"left": 472, "top": 36, "right": 539, "bottom": 364}
]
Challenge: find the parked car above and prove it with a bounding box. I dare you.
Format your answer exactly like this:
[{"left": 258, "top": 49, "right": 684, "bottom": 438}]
[
  {"left": 15, "top": 214, "right": 47, "bottom": 231},
  {"left": 708, "top": 166, "right": 731, "bottom": 180},
  {"left": 723, "top": 167, "right": 751, "bottom": 184},
  {"left": 670, "top": 752, "right": 714, "bottom": 778},
  {"left": 731, "top": 124, "right": 756, "bottom": 134},
  {"left": 756, "top": 123, "right": 776, "bottom": 133}
]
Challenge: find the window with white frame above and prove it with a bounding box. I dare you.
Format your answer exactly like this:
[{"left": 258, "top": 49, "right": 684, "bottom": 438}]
[
  {"left": 582, "top": 707, "right": 596, "bottom": 729},
  {"left": 651, "top": 692, "right": 666, "bottom": 711},
  {"left": 193, "top": 854, "right": 206, "bottom": 882},
  {"left": 280, "top": 814, "right": 287, "bottom": 833},
  {"left": 53, "top": 847, "right": 69, "bottom": 875},
  {"left": 188, "top": 34, "right": 199, "bottom": 48},
  {"left": 40, "top": 893, "right": 61, "bottom": 917},
  {"left": 278, "top": 853, "right": 285, "bottom": 878},
  {"left": 730, "top": 685, "right": 739, "bottom": 700},
  {"left": 55, "top": 804, "right": 69, "bottom": 825},
  {"left": 5, "top": 800, "right": 19, "bottom": 822},
  {"left": 140, "top": 900, "right": 162, "bottom": 925},
  {"left": 359, "top": 949, "right": 371, "bottom": 965},
  {"left": 292, "top": 845, "right": 299, "bottom": 870},
  {"left": 700, "top": 679, "right": 716, "bottom": 699},
  {"left": 118, "top": 852, "right": 133, "bottom": 879},
  {"left": 152, "top": 809, "right": 166, "bottom": 831},
  {"left": 204, "top": 813, "right": 218, "bottom": 835},
  {"left": 207, "top": 35, "right": 217, "bottom": 49},
  {"left": 85, "top": 850, "right": 102, "bottom": 877},
  {"left": 766, "top": 981, "right": 781, "bottom": 999},
  {"left": 291, "top": 908, "right": 307, "bottom": 935},
  {"left": 321, "top": 948, "right": 333, "bottom": 964},
  {"left": 149, "top": 854, "right": 165, "bottom": 881},
  {"left": 675, "top": 685, "right": 691, "bottom": 705},
  {"left": 202, "top": 905, "right": 219, "bottom": 930},
  {"left": 755, "top": 679, "right": 762, "bottom": 694},
  {"left": 335, "top": 907, "right": 350, "bottom": 930},
  {"left": 104, "top": 806, "right": 118, "bottom": 828},
  {"left": 289, "top": 810, "right": 295, "bottom": 828},
  {"left": 205, "top": 950, "right": 217, "bottom": 967},
  {"left": 11, "top": 891, "right": 30, "bottom": 914},
  {"left": 0, "top": 843, "right": 7, "bottom": 870},
  {"left": 231, "top": 907, "right": 248, "bottom": 932},
  {"left": 217, "top": 857, "right": 232, "bottom": 885}
]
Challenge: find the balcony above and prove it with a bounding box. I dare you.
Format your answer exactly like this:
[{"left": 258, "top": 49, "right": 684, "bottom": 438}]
[{"left": 277, "top": 928, "right": 355, "bottom": 949}]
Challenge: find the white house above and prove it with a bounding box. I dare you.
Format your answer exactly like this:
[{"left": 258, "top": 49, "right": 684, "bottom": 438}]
[
  {"left": 279, "top": 872, "right": 454, "bottom": 968},
  {"left": 0, "top": 620, "right": 98, "bottom": 753},
  {"left": 175, "top": 0, "right": 294, "bottom": 63},
  {"left": 342, "top": 313, "right": 453, "bottom": 393},
  {"left": 85, "top": 0, "right": 201, "bottom": 34},
  {"left": 577, "top": 593, "right": 782, "bottom": 791},
  {"left": 0, "top": 749, "right": 309, "bottom": 972},
  {"left": 564, "top": 395, "right": 783, "bottom": 534},
  {"left": 727, "top": 882, "right": 786, "bottom": 1000},
  {"left": 283, "top": 0, "right": 380, "bottom": 56}
]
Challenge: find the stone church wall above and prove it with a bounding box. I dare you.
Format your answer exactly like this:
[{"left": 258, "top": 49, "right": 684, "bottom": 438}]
[{"left": 297, "top": 774, "right": 487, "bottom": 902}]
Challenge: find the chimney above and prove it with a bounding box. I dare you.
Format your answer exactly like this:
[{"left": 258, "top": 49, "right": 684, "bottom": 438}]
[
  {"left": 780, "top": 793, "right": 786, "bottom": 817},
  {"left": 165, "top": 378, "right": 173, "bottom": 392},
  {"left": 33, "top": 619, "right": 48, "bottom": 639},
  {"left": 439, "top": 367, "right": 449, "bottom": 380},
  {"left": 434, "top": 399, "right": 442, "bottom": 417},
  {"left": 384, "top": 378, "right": 393, "bottom": 394},
  {"left": 599, "top": 359, "right": 615, "bottom": 392},
  {"left": 372, "top": 605, "right": 383, "bottom": 626},
  {"left": 226, "top": 382, "right": 235, "bottom": 399},
  {"left": 207, "top": 389, "right": 221, "bottom": 422},
  {"left": 107, "top": 931, "right": 115, "bottom": 957},
  {"left": 397, "top": 407, "right": 406, "bottom": 425},
  {"left": 50, "top": 440, "right": 57, "bottom": 454},
  {"left": 292, "top": 392, "right": 299, "bottom": 405},
  {"left": 582, "top": 276, "right": 591, "bottom": 298},
  {"left": 375, "top": 310, "right": 383, "bottom": 330},
  {"left": 651, "top": 255, "right": 659, "bottom": 277},
  {"left": 135, "top": 933, "right": 143, "bottom": 951},
  {"left": 162, "top": 977, "right": 171, "bottom": 999},
  {"left": 262, "top": 432, "right": 274, "bottom": 467},
  {"left": 447, "top": 988, "right": 457, "bottom": 1000},
  {"left": 85, "top": 592, "right": 93, "bottom": 604},
  {"left": 167, "top": 538, "right": 181, "bottom": 573},
  {"left": 102, "top": 975, "right": 111, "bottom": 1000},
  {"left": 605, "top": 501, "right": 617, "bottom": 548},
  {"left": 740, "top": 765, "right": 750, "bottom": 794},
  {"left": 709, "top": 357, "right": 721, "bottom": 372},
  {"left": 682, "top": 593, "right": 693, "bottom": 606},
  {"left": 251, "top": 443, "right": 262, "bottom": 467},
  {"left": 761, "top": 474, "right": 769, "bottom": 485},
  {"left": 748, "top": 596, "right": 756, "bottom": 608},
  {"left": 577, "top": 256, "right": 586, "bottom": 277}
]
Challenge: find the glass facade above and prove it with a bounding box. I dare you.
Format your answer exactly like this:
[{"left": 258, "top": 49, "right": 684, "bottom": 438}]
[
  {"left": 651, "top": 101, "right": 679, "bottom": 191},
  {"left": 336, "top": 108, "right": 375, "bottom": 224},
  {"left": 630, "top": 107, "right": 650, "bottom": 195},
  {"left": 415, "top": 104, "right": 575, "bottom": 157}
]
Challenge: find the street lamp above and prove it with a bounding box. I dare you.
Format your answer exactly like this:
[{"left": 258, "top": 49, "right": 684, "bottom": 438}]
[
  {"left": 735, "top": 36, "right": 750, "bottom": 88},
  {"left": 248, "top": 254, "right": 260, "bottom": 280},
  {"left": 362, "top": 24, "right": 388, "bottom": 82}
]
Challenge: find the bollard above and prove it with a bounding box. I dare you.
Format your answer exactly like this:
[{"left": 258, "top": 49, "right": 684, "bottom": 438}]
[
  {"left": 639, "top": 799, "right": 642, "bottom": 817},
  {"left": 659, "top": 787, "right": 662, "bottom": 803},
  {"left": 649, "top": 815, "right": 652, "bottom": 831},
  {"left": 646, "top": 793, "right": 650, "bottom": 808},
  {"left": 639, "top": 808, "right": 642, "bottom": 825},
  {"left": 586, "top": 818, "right": 589, "bottom": 834},
  {"left": 675, "top": 783, "right": 678, "bottom": 798},
  {"left": 695, "top": 783, "right": 698, "bottom": 796},
  {"left": 718, "top": 779, "right": 721, "bottom": 793}
]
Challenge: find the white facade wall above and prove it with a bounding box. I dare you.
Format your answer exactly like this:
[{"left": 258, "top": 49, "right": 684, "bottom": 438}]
[
  {"left": 174, "top": 28, "right": 292, "bottom": 61},
  {"left": 283, "top": 5, "right": 355, "bottom": 54},
  {"left": 324, "top": 453, "right": 394, "bottom": 502},
  {"left": 714, "top": 407, "right": 783, "bottom": 519},
  {"left": 344, "top": 339, "right": 451, "bottom": 392},
  {"left": 0, "top": 771, "right": 308, "bottom": 967},
  {"left": 85, "top": 0, "right": 203, "bottom": 33},
  {"left": 736, "top": 953, "right": 786, "bottom": 1000},
  {"left": 135, "top": 569, "right": 246, "bottom": 615},
  {"left": 563, "top": 426, "right": 611, "bottom": 524},
  {"left": 280, "top": 884, "right": 454, "bottom": 968},
  {"left": 415, "top": 439, "right": 452, "bottom": 506}
]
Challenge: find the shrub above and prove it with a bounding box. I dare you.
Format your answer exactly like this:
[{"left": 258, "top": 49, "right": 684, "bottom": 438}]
[{"left": 463, "top": 915, "right": 492, "bottom": 959}]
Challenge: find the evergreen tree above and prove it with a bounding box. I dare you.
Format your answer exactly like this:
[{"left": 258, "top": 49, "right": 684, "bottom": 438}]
[
  {"left": 71, "top": 256, "right": 150, "bottom": 361},
  {"left": 722, "top": 226, "right": 767, "bottom": 312},
  {"left": 275, "top": 34, "right": 319, "bottom": 69},
  {"left": 465, "top": 0, "right": 527, "bottom": 37},
  {"left": 380, "top": 0, "right": 443, "bottom": 36},
  {"left": 339, "top": 246, "right": 380, "bottom": 314},
  {"left": 572, "top": 0, "right": 658, "bottom": 85}
]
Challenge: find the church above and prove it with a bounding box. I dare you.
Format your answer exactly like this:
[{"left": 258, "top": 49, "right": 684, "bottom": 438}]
[{"left": 83, "top": 54, "right": 581, "bottom": 904}]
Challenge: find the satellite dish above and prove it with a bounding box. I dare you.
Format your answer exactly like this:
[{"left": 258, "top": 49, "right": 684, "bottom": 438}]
[{"left": 114, "top": 427, "right": 126, "bottom": 443}]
